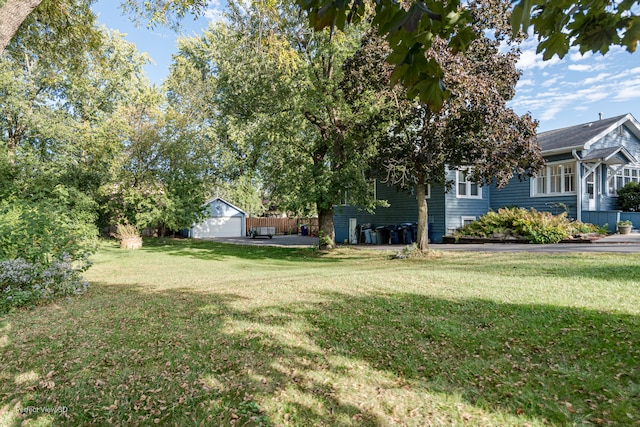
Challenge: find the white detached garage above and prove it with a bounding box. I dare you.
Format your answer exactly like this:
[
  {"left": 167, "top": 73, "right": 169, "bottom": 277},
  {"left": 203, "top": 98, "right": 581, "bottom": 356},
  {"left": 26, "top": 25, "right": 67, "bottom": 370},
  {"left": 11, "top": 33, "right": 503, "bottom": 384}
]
[{"left": 191, "top": 197, "right": 246, "bottom": 238}]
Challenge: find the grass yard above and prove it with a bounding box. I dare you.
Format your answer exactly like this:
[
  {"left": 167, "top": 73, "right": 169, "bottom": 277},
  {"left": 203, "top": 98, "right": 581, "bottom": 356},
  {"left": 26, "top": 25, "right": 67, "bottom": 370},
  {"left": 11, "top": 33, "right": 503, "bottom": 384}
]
[{"left": 1, "top": 239, "right": 639, "bottom": 426}]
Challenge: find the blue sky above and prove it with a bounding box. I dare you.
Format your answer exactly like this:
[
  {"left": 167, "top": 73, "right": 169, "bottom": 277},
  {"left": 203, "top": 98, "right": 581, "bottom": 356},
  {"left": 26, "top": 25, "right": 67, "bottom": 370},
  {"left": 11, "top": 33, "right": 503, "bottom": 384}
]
[{"left": 92, "top": 1, "right": 638, "bottom": 132}]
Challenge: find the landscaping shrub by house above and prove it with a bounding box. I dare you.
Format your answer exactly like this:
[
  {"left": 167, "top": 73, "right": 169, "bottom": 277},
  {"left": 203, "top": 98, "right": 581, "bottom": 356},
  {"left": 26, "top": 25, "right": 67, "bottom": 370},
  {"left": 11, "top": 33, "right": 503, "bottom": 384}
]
[
  {"left": 617, "top": 181, "right": 640, "bottom": 211},
  {"left": 457, "top": 207, "right": 604, "bottom": 244}
]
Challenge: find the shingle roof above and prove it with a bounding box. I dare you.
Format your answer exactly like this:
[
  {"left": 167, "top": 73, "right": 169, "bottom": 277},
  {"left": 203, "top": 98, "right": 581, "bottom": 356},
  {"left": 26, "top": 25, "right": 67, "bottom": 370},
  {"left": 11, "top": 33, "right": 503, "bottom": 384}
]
[
  {"left": 537, "top": 114, "right": 630, "bottom": 153},
  {"left": 580, "top": 146, "right": 637, "bottom": 164}
]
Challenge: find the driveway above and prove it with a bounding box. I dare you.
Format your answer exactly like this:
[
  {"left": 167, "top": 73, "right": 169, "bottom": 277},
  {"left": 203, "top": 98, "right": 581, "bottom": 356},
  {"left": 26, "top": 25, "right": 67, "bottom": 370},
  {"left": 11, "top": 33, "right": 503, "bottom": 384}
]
[{"left": 205, "top": 233, "right": 640, "bottom": 253}]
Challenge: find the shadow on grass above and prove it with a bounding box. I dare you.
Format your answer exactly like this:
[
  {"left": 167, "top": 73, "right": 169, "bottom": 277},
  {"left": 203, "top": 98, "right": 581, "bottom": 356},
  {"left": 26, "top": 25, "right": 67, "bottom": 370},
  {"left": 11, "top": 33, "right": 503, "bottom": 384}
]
[
  {"left": 429, "top": 252, "right": 640, "bottom": 283},
  {"left": 1, "top": 284, "right": 639, "bottom": 425},
  {"left": 135, "top": 238, "right": 359, "bottom": 263}
]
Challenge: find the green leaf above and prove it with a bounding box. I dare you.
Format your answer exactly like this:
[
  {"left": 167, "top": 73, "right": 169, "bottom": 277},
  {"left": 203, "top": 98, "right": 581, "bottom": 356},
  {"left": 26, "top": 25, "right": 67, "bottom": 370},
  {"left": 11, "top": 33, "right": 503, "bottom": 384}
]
[
  {"left": 448, "top": 27, "right": 475, "bottom": 54},
  {"left": 536, "top": 31, "right": 570, "bottom": 60},
  {"left": 411, "top": 77, "right": 449, "bottom": 112},
  {"left": 621, "top": 17, "right": 640, "bottom": 53},
  {"left": 510, "top": 0, "right": 532, "bottom": 36}
]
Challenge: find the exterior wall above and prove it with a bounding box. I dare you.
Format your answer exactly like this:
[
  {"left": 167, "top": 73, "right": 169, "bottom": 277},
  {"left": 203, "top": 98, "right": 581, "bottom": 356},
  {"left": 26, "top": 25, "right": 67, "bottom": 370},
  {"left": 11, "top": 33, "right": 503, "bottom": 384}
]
[
  {"left": 588, "top": 125, "right": 640, "bottom": 160},
  {"left": 597, "top": 164, "right": 618, "bottom": 211},
  {"left": 620, "top": 212, "right": 640, "bottom": 230},
  {"left": 583, "top": 125, "right": 640, "bottom": 212},
  {"left": 490, "top": 178, "right": 578, "bottom": 219},
  {"left": 582, "top": 210, "right": 620, "bottom": 233},
  {"left": 333, "top": 181, "right": 448, "bottom": 244},
  {"left": 205, "top": 199, "right": 245, "bottom": 219},
  {"left": 443, "top": 169, "right": 490, "bottom": 234},
  {"left": 489, "top": 154, "right": 579, "bottom": 219}
]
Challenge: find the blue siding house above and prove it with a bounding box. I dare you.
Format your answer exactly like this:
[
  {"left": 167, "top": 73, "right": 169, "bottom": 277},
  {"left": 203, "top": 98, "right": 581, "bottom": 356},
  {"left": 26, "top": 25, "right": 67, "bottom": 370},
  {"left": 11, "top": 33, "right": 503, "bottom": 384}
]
[{"left": 334, "top": 113, "right": 640, "bottom": 243}]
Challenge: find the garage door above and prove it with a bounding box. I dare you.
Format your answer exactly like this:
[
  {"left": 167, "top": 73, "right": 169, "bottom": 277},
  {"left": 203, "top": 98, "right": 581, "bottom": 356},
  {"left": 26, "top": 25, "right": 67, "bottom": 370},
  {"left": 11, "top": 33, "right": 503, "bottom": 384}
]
[{"left": 192, "top": 217, "right": 242, "bottom": 238}]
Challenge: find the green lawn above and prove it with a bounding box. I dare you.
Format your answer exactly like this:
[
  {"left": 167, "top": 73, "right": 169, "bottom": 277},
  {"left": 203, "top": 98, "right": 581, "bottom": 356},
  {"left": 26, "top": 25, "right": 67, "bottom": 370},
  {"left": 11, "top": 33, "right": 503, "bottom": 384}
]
[{"left": 1, "top": 239, "right": 639, "bottom": 426}]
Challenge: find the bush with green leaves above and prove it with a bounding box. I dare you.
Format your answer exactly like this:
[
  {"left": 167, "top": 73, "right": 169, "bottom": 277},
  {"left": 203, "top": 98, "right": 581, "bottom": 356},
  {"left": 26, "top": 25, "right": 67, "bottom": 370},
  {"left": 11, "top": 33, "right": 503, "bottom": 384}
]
[
  {"left": 458, "top": 207, "right": 578, "bottom": 244},
  {"left": 616, "top": 181, "right": 640, "bottom": 212},
  {"left": 1, "top": 257, "right": 89, "bottom": 314},
  {"left": 0, "top": 186, "right": 97, "bottom": 270}
]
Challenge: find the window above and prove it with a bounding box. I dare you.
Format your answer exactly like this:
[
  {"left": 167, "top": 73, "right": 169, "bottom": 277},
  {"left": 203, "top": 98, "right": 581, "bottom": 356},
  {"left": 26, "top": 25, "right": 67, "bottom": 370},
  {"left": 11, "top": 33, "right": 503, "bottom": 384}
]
[
  {"left": 532, "top": 162, "right": 576, "bottom": 196},
  {"left": 339, "top": 191, "right": 348, "bottom": 206},
  {"left": 369, "top": 179, "right": 377, "bottom": 200},
  {"left": 461, "top": 216, "right": 476, "bottom": 227},
  {"left": 608, "top": 167, "right": 640, "bottom": 195},
  {"left": 586, "top": 172, "right": 595, "bottom": 200},
  {"left": 456, "top": 169, "right": 481, "bottom": 198}
]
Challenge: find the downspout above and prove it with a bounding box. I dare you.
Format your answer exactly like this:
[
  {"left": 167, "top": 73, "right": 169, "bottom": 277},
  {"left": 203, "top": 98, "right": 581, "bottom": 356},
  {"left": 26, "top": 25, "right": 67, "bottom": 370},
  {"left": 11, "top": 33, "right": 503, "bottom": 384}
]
[{"left": 572, "top": 150, "right": 582, "bottom": 221}]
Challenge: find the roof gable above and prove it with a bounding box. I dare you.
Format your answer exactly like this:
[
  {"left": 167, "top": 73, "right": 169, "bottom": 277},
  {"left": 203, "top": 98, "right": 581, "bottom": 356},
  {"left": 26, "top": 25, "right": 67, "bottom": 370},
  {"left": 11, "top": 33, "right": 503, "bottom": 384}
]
[
  {"left": 204, "top": 197, "right": 246, "bottom": 216},
  {"left": 580, "top": 146, "right": 637, "bottom": 164},
  {"left": 537, "top": 114, "right": 640, "bottom": 154}
]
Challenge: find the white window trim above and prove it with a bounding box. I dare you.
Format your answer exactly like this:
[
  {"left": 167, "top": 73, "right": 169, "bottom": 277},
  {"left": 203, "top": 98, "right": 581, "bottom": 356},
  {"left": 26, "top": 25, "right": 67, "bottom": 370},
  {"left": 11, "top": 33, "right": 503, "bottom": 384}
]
[
  {"left": 456, "top": 168, "right": 482, "bottom": 199},
  {"left": 416, "top": 184, "right": 431, "bottom": 199},
  {"left": 530, "top": 160, "right": 577, "bottom": 198},
  {"left": 608, "top": 165, "right": 640, "bottom": 196},
  {"left": 339, "top": 190, "right": 348, "bottom": 206},
  {"left": 370, "top": 179, "right": 377, "bottom": 200},
  {"left": 461, "top": 216, "right": 477, "bottom": 227}
]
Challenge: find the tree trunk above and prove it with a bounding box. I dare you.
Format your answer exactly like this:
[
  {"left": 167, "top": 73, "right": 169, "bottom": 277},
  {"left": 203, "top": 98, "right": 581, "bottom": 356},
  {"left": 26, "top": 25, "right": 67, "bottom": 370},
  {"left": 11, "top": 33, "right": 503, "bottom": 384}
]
[
  {"left": 416, "top": 180, "right": 429, "bottom": 251},
  {"left": 0, "top": 0, "right": 43, "bottom": 54},
  {"left": 6, "top": 138, "right": 17, "bottom": 166},
  {"left": 317, "top": 206, "right": 335, "bottom": 249}
]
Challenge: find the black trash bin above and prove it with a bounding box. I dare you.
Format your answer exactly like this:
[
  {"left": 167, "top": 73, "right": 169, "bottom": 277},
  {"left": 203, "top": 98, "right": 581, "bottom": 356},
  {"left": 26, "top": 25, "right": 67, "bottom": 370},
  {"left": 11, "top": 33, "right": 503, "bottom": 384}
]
[
  {"left": 388, "top": 225, "right": 399, "bottom": 244},
  {"left": 376, "top": 226, "right": 388, "bottom": 244},
  {"left": 401, "top": 223, "right": 413, "bottom": 244},
  {"left": 301, "top": 224, "right": 309, "bottom": 236}
]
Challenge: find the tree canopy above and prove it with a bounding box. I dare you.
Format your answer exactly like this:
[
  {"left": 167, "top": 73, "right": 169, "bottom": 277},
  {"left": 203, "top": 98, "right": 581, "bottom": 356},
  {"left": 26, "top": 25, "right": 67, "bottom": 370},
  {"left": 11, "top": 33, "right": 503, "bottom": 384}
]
[
  {"left": 298, "top": 0, "right": 639, "bottom": 109},
  {"left": 2, "top": 0, "right": 638, "bottom": 109}
]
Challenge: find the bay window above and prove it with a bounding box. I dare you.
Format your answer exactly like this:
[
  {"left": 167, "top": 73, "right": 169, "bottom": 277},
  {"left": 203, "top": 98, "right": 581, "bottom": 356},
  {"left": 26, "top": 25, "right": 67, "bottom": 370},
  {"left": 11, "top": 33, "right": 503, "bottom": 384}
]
[{"left": 532, "top": 162, "right": 576, "bottom": 196}]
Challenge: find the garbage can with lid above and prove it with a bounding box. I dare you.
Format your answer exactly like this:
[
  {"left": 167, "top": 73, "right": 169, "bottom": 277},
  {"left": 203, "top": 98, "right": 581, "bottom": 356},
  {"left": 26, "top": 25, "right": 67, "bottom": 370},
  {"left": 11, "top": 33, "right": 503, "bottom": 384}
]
[
  {"left": 301, "top": 224, "right": 309, "bottom": 236},
  {"left": 389, "top": 225, "right": 400, "bottom": 244}
]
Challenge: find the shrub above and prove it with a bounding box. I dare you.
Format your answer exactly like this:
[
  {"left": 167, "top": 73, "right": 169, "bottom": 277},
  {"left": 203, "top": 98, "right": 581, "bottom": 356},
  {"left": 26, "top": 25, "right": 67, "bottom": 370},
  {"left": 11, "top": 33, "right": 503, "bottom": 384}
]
[
  {"left": 113, "top": 222, "right": 140, "bottom": 239},
  {"left": 1, "top": 257, "right": 89, "bottom": 314},
  {"left": 458, "top": 207, "right": 574, "bottom": 244},
  {"left": 617, "top": 182, "right": 640, "bottom": 211},
  {"left": 0, "top": 190, "right": 97, "bottom": 269}
]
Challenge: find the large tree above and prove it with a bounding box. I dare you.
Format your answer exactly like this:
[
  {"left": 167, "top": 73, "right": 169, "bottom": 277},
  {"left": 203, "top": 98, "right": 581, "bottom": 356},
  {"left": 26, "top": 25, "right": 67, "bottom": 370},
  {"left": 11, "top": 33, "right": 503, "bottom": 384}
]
[
  {"left": 171, "top": 0, "right": 388, "bottom": 247},
  {"left": 360, "top": 1, "right": 545, "bottom": 250},
  {"left": 230, "top": 0, "right": 389, "bottom": 247}
]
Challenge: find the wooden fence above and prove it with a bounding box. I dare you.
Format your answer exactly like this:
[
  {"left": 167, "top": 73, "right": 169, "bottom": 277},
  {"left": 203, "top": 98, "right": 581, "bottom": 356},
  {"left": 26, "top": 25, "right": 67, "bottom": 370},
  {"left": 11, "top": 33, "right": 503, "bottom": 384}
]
[{"left": 245, "top": 217, "right": 319, "bottom": 235}]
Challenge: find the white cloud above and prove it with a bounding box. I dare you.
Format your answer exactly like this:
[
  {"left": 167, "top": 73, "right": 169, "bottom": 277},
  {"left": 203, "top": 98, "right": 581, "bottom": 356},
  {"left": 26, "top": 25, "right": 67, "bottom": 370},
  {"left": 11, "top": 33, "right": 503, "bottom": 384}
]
[
  {"left": 614, "top": 86, "right": 640, "bottom": 101},
  {"left": 539, "top": 104, "right": 564, "bottom": 121},
  {"left": 581, "top": 73, "right": 613, "bottom": 85},
  {"left": 516, "top": 48, "right": 561, "bottom": 71},
  {"left": 575, "top": 88, "right": 609, "bottom": 103},
  {"left": 542, "top": 76, "right": 561, "bottom": 87},
  {"left": 568, "top": 64, "right": 592, "bottom": 71},
  {"left": 517, "top": 78, "right": 535, "bottom": 87},
  {"left": 569, "top": 50, "right": 593, "bottom": 62}
]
